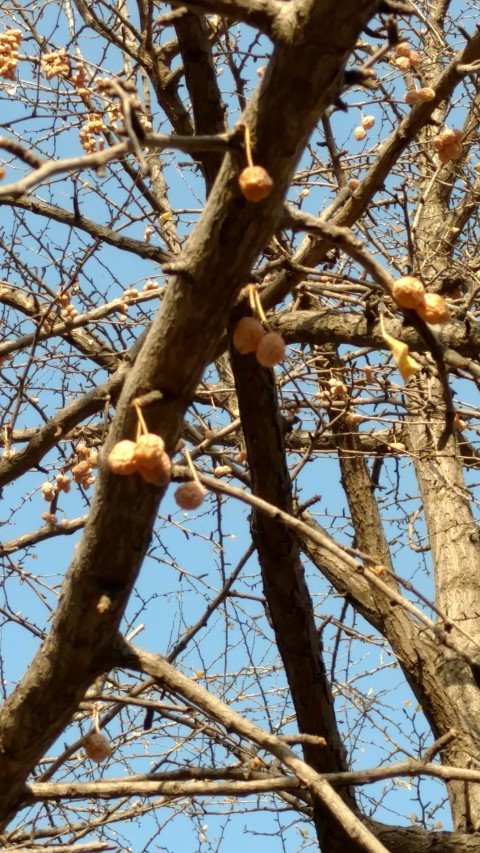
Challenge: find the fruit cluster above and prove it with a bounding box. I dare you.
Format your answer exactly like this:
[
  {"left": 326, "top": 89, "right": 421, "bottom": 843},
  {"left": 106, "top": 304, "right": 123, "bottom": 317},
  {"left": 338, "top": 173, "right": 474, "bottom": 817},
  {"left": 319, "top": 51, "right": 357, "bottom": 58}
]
[
  {"left": 404, "top": 87, "right": 435, "bottom": 104},
  {"left": 433, "top": 128, "right": 463, "bottom": 165},
  {"left": 394, "top": 42, "right": 421, "bottom": 70},
  {"left": 233, "top": 317, "right": 285, "bottom": 367},
  {"left": 0, "top": 29, "right": 22, "bottom": 81},
  {"left": 391, "top": 276, "right": 450, "bottom": 324},
  {"left": 353, "top": 115, "right": 375, "bottom": 142},
  {"left": 108, "top": 433, "right": 171, "bottom": 486},
  {"left": 79, "top": 112, "right": 108, "bottom": 155},
  {"left": 40, "top": 48, "right": 70, "bottom": 80}
]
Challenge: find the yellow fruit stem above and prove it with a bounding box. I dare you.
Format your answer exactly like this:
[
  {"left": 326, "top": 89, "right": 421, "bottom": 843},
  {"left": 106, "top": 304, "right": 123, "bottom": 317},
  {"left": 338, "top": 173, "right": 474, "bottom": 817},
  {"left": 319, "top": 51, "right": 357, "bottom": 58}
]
[
  {"left": 243, "top": 124, "right": 254, "bottom": 169},
  {"left": 132, "top": 398, "right": 149, "bottom": 439},
  {"left": 184, "top": 447, "right": 202, "bottom": 486},
  {"left": 247, "top": 283, "right": 269, "bottom": 327}
]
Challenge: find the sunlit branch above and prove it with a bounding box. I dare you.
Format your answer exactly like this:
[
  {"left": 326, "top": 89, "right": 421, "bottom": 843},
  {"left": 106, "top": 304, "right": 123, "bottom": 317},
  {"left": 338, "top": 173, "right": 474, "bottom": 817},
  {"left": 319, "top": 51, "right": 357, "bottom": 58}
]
[
  {"left": 116, "top": 639, "right": 391, "bottom": 853},
  {"left": 0, "top": 131, "right": 233, "bottom": 200}
]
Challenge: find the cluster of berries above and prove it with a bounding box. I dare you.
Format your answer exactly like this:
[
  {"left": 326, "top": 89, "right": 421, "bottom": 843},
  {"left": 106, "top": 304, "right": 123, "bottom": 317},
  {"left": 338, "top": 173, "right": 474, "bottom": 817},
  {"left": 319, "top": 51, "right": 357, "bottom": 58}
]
[
  {"left": 108, "top": 431, "right": 206, "bottom": 510},
  {"left": 0, "top": 29, "right": 22, "bottom": 81},
  {"left": 353, "top": 115, "right": 375, "bottom": 142},
  {"left": 391, "top": 276, "right": 450, "bottom": 324},
  {"left": 108, "top": 433, "right": 171, "bottom": 486},
  {"left": 232, "top": 317, "right": 285, "bottom": 367},
  {"left": 40, "top": 48, "right": 69, "bottom": 79},
  {"left": 404, "top": 87, "right": 435, "bottom": 104},
  {"left": 433, "top": 128, "right": 463, "bottom": 165},
  {"left": 79, "top": 112, "right": 108, "bottom": 155},
  {"left": 394, "top": 41, "right": 421, "bottom": 70}
]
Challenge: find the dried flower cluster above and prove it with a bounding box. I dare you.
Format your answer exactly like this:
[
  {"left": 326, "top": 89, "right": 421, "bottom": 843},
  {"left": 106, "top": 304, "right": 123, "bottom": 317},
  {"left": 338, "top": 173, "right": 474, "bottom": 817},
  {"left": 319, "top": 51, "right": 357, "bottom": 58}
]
[
  {"left": 40, "top": 48, "right": 69, "bottom": 79},
  {"left": 108, "top": 433, "right": 171, "bottom": 486},
  {"left": 392, "top": 276, "right": 450, "bottom": 324},
  {"left": 232, "top": 317, "right": 285, "bottom": 367},
  {"left": 0, "top": 29, "right": 22, "bottom": 80},
  {"left": 433, "top": 128, "right": 463, "bottom": 165}
]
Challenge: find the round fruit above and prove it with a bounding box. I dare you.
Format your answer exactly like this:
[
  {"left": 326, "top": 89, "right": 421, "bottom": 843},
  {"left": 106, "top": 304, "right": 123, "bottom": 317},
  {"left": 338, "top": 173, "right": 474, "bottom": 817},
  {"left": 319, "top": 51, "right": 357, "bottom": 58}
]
[
  {"left": 392, "top": 276, "right": 426, "bottom": 309},
  {"left": 232, "top": 316, "right": 265, "bottom": 354},
  {"left": 255, "top": 332, "right": 286, "bottom": 367},
  {"left": 361, "top": 115, "right": 375, "bottom": 129},
  {"left": 107, "top": 440, "right": 138, "bottom": 475},
  {"left": 417, "top": 87, "right": 435, "bottom": 102},
  {"left": 404, "top": 89, "right": 421, "bottom": 105},
  {"left": 138, "top": 451, "right": 172, "bottom": 486},
  {"left": 416, "top": 293, "right": 450, "bottom": 325},
  {"left": 83, "top": 732, "right": 111, "bottom": 763},
  {"left": 134, "top": 433, "right": 166, "bottom": 469},
  {"left": 353, "top": 126, "right": 366, "bottom": 141},
  {"left": 174, "top": 481, "right": 206, "bottom": 510},
  {"left": 238, "top": 166, "right": 273, "bottom": 202}
]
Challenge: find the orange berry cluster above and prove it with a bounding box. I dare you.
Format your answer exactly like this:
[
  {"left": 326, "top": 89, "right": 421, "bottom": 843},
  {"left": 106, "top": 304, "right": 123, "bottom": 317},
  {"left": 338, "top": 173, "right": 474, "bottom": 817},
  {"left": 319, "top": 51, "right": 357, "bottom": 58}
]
[
  {"left": 404, "top": 87, "right": 435, "bottom": 105},
  {"left": 433, "top": 128, "right": 463, "bottom": 165},
  {"left": 391, "top": 276, "right": 450, "bottom": 324},
  {"left": 394, "top": 42, "right": 421, "bottom": 70},
  {"left": 79, "top": 112, "right": 108, "bottom": 154},
  {"left": 41, "top": 49, "right": 69, "bottom": 80},
  {"left": 71, "top": 444, "right": 98, "bottom": 487},
  {"left": 353, "top": 115, "right": 375, "bottom": 142},
  {"left": 108, "top": 433, "right": 171, "bottom": 486},
  {"left": 232, "top": 317, "right": 285, "bottom": 367},
  {"left": 0, "top": 29, "right": 22, "bottom": 80}
]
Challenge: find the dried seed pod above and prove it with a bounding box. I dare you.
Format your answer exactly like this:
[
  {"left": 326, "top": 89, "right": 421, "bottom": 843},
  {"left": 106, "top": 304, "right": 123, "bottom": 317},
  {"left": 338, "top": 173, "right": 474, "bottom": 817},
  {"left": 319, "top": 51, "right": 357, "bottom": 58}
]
[
  {"left": 107, "top": 440, "right": 138, "bottom": 475},
  {"left": 255, "top": 332, "right": 286, "bottom": 367},
  {"left": 138, "top": 451, "right": 172, "bottom": 486},
  {"left": 353, "top": 126, "right": 367, "bottom": 141},
  {"left": 238, "top": 166, "right": 273, "bottom": 202},
  {"left": 232, "top": 317, "right": 265, "bottom": 355},
  {"left": 83, "top": 731, "right": 111, "bottom": 763},
  {"left": 408, "top": 50, "right": 421, "bottom": 66},
  {"left": 395, "top": 56, "right": 411, "bottom": 71},
  {"left": 417, "top": 87, "right": 435, "bottom": 102},
  {"left": 404, "top": 89, "right": 421, "bottom": 105},
  {"left": 134, "top": 433, "right": 166, "bottom": 469},
  {"left": 174, "top": 481, "right": 206, "bottom": 510},
  {"left": 416, "top": 293, "right": 450, "bottom": 325},
  {"left": 361, "top": 115, "right": 375, "bottom": 129},
  {"left": 392, "top": 276, "right": 426, "bottom": 309}
]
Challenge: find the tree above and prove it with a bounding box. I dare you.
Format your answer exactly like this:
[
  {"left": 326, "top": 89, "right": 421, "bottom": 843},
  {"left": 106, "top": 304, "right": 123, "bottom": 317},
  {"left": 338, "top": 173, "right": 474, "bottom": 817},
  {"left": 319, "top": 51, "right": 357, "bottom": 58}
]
[{"left": 1, "top": 0, "right": 480, "bottom": 850}]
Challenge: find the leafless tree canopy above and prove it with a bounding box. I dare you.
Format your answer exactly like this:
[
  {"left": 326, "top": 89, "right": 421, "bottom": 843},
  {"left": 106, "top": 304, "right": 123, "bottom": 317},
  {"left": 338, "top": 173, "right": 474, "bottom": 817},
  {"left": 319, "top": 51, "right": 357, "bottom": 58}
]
[{"left": 1, "top": 0, "right": 480, "bottom": 851}]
